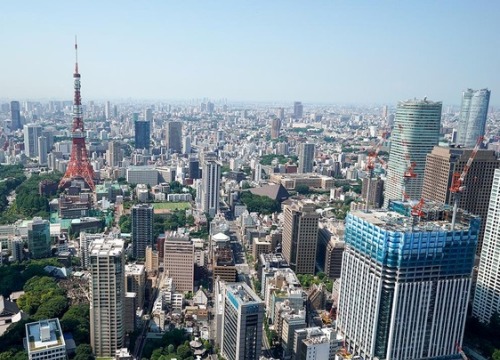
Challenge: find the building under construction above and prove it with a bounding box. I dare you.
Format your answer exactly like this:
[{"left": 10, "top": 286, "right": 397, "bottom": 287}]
[{"left": 338, "top": 201, "right": 479, "bottom": 360}]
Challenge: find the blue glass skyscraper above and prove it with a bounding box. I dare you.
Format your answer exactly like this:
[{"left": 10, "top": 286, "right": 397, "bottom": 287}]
[
  {"left": 338, "top": 202, "right": 479, "bottom": 360},
  {"left": 134, "top": 120, "right": 150, "bottom": 150},
  {"left": 457, "top": 88, "right": 490, "bottom": 148}
]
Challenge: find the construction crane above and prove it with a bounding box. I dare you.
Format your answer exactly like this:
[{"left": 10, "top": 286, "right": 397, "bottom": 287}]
[
  {"left": 449, "top": 136, "right": 483, "bottom": 230},
  {"left": 455, "top": 342, "right": 469, "bottom": 360},
  {"left": 398, "top": 124, "right": 417, "bottom": 201},
  {"left": 364, "top": 132, "right": 388, "bottom": 211}
]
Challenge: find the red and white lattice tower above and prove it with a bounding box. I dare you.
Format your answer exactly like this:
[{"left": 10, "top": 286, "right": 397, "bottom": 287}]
[{"left": 59, "top": 39, "right": 95, "bottom": 190}]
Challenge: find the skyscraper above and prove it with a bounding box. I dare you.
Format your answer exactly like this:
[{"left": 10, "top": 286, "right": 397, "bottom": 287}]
[
  {"left": 457, "top": 88, "right": 490, "bottom": 148},
  {"left": 473, "top": 169, "right": 500, "bottom": 324},
  {"left": 10, "top": 101, "right": 21, "bottom": 130},
  {"left": 202, "top": 153, "right": 221, "bottom": 217},
  {"left": 131, "top": 204, "right": 154, "bottom": 259},
  {"left": 27, "top": 217, "right": 51, "bottom": 259},
  {"left": 134, "top": 120, "right": 150, "bottom": 150},
  {"left": 89, "top": 238, "right": 125, "bottom": 357},
  {"left": 384, "top": 98, "right": 442, "bottom": 206},
  {"left": 163, "top": 231, "right": 194, "bottom": 292},
  {"left": 338, "top": 202, "right": 478, "bottom": 359},
  {"left": 166, "top": 121, "right": 182, "bottom": 153},
  {"left": 282, "top": 200, "right": 319, "bottom": 274},
  {"left": 38, "top": 136, "right": 48, "bottom": 165},
  {"left": 297, "top": 143, "right": 315, "bottom": 173},
  {"left": 220, "top": 282, "right": 264, "bottom": 360},
  {"left": 271, "top": 118, "right": 281, "bottom": 139},
  {"left": 23, "top": 124, "right": 42, "bottom": 158},
  {"left": 293, "top": 101, "right": 303, "bottom": 119},
  {"left": 422, "top": 147, "right": 500, "bottom": 254},
  {"left": 107, "top": 141, "right": 122, "bottom": 167}
]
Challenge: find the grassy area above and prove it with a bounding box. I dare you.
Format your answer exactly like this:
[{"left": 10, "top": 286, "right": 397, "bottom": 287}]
[{"left": 152, "top": 202, "right": 191, "bottom": 210}]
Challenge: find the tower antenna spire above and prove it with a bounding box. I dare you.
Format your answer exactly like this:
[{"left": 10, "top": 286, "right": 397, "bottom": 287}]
[{"left": 74, "top": 35, "right": 78, "bottom": 73}]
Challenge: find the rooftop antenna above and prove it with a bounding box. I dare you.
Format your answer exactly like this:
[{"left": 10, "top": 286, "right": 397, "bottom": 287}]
[{"left": 74, "top": 35, "right": 79, "bottom": 74}]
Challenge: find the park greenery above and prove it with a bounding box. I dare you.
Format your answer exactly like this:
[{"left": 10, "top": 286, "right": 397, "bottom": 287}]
[
  {"left": 240, "top": 191, "right": 281, "bottom": 214},
  {"left": 297, "top": 272, "right": 333, "bottom": 292},
  {"left": 142, "top": 328, "right": 193, "bottom": 360},
  {"left": 0, "top": 168, "right": 62, "bottom": 224},
  {"left": 259, "top": 154, "right": 298, "bottom": 166},
  {"left": 0, "top": 259, "right": 91, "bottom": 360}
]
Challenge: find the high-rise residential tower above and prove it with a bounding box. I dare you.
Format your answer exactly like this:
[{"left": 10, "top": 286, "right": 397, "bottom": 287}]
[
  {"left": 201, "top": 153, "right": 221, "bottom": 217},
  {"left": 23, "top": 124, "right": 42, "bottom": 158},
  {"left": 163, "top": 232, "right": 194, "bottom": 292},
  {"left": 220, "top": 282, "right": 264, "bottom": 360},
  {"left": 293, "top": 101, "right": 303, "bottom": 119},
  {"left": 282, "top": 200, "right": 319, "bottom": 274},
  {"left": 134, "top": 120, "right": 150, "bottom": 150},
  {"left": 338, "top": 202, "right": 478, "bottom": 359},
  {"left": 271, "top": 118, "right": 281, "bottom": 139},
  {"left": 473, "top": 169, "right": 500, "bottom": 323},
  {"left": 89, "top": 238, "right": 125, "bottom": 357},
  {"left": 166, "top": 121, "right": 182, "bottom": 153},
  {"left": 37, "top": 136, "right": 48, "bottom": 165},
  {"left": 27, "top": 217, "right": 51, "bottom": 259},
  {"left": 131, "top": 204, "right": 154, "bottom": 259},
  {"left": 422, "top": 147, "right": 500, "bottom": 254},
  {"left": 384, "top": 98, "right": 442, "bottom": 206},
  {"left": 457, "top": 88, "right": 490, "bottom": 148},
  {"left": 10, "top": 101, "right": 21, "bottom": 130},
  {"left": 107, "top": 141, "right": 122, "bottom": 167},
  {"left": 297, "top": 143, "right": 315, "bottom": 173}
]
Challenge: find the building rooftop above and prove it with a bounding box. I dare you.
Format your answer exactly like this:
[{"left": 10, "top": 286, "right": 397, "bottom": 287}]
[
  {"left": 352, "top": 200, "right": 478, "bottom": 233},
  {"left": 125, "top": 263, "right": 145, "bottom": 275},
  {"left": 25, "top": 318, "right": 65, "bottom": 352},
  {"left": 226, "top": 282, "right": 262, "bottom": 305},
  {"left": 90, "top": 238, "right": 124, "bottom": 257}
]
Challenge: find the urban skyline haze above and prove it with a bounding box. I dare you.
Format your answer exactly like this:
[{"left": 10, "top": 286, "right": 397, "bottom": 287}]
[{"left": 1, "top": 1, "right": 499, "bottom": 105}]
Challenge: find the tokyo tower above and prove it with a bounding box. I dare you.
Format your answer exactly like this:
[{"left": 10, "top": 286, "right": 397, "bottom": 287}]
[{"left": 59, "top": 39, "right": 95, "bottom": 190}]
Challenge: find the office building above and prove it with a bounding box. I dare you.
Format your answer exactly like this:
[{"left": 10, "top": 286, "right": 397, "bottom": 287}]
[
  {"left": 220, "top": 282, "right": 264, "bottom": 360},
  {"left": 297, "top": 143, "right": 315, "bottom": 173},
  {"left": 473, "top": 169, "right": 500, "bottom": 323},
  {"left": 282, "top": 200, "right": 319, "bottom": 274},
  {"left": 293, "top": 101, "right": 303, "bottom": 119},
  {"left": 37, "top": 136, "right": 48, "bottom": 165},
  {"left": 164, "top": 232, "right": 194, "bottom": 292},
  {"left": 10, "top": 101, "right": 21, "bottom": 130},
  {"left": 384, "top": 98, "right": 442, "bottom": 206},
  {"left": 107, "top": 141, "right": 122, "bottom": 167},
  {"left": 126, "top": 166, "right": 158, "bottom": 186},
  {"left": 23, "top": 124, "right": 42, "bottom": 158},
  {"left": 361, "top": 177, "right": 384, "bottom": 208},
  {"left": 457, "top": 88, "right": 490, "bottom": 148},
  {"left": 189, "top": 158, "right": 200, "bottom": 179},
  {"left": 293, "top": 326, "right": 341, "bottom": 360},
  {"left": 144, "top": 108, "right": 153, "bottom": 123},
  {"left": 271, "top": 118, "right": 281, "bottom": 139},
  {"left": 132, "top": 204, "right": 154, "bottom": 259},
  {"left": 105, "top": 101, "right": 111, "bottom": 119},
  {"left": 25, "top": 318, "right": 66, "bottom": 360},
  {"left": 338, "top": 202, "right": 478, "bottom": 359},
  {"left": 145, "top": 245, "right": 159, "bottom": 274},
  {"left": 422, "top": 147, "right": 500, "bottom": 254},
  {"left": 202, "top": 153, "right": 221, "bottom": 217},
  {"left": 27, "top": 218, "right": 51, "bottom": 259},
  {"left": 125, "top": 264, "right": 146, "bottom": 309},
  {"left": 134, "top": 120, "right": 150, "bottom": 150},
  {"left": 89, "top": 238, "right": 125, "bottom": 357},
  {"left": 166, "top": 121, "right": 182, "bottom": 153}
]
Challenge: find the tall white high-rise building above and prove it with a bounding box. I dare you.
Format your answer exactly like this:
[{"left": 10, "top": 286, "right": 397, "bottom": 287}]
[
  {"left": 201, "top": 153, "right": 221, "bottom": 217},
  {"left": 105, "top": 101, "right": 111, "bottom": 119},
  {"left": 457, "top": 88, "right": 490, "bottom": 148},
  {"left": 297, "top": 143, "right": 315, "bottom": 173},
  {"left": 338, "top": 202, "right": 478, "bottom": 359},
  {"left": 384, "top": 98, "right": 441, "bottom": 206},
  {"left": 473, "top": 169, "right": 500, "bottom": 323},
  {"left": 220, "top": 282, "right": 264, "bottom": 360},
  {"left": 89, "top": 238, "right": 125, "bottom": 357},
  {"left": 23, "top": 124, "right": 42, "bottom": 158}
]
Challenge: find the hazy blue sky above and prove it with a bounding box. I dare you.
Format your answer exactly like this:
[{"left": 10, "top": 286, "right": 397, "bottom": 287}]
[{"left": 1, "top": 1, "right": 499, "bottom": 105}]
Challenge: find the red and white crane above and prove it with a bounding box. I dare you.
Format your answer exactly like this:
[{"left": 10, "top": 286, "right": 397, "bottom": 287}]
[
  {"left": 364, "top": 132, "right": 388, "bottom": 211},
  {"left": 449, "top": 136, "right": 483, "bottom": 229}
]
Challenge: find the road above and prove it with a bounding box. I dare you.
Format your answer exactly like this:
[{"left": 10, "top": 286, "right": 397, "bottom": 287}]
[{"left": 133, "top": 283, "right": 159, "bottom": 359}]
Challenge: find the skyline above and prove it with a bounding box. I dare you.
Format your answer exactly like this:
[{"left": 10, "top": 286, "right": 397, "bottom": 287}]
[{"left": 1, "top": 1, "right": 499, "bottom": 105}]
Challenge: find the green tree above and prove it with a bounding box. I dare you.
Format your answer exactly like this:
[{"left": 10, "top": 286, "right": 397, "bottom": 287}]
[
  {"left": 167, "top": 344, "right": 175, "bottom": 354},
  {"left": 176, "top": 344, "right": 192, "bottom": 359},
  {"left": 493, "top": 349, "right": 500, "bottom": 360},
  {"left": 296, "top": 184, "right": 310, "bottom": 195},
  {"left": 74, "top": 344, "right": 94, "bottom": 360}
]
